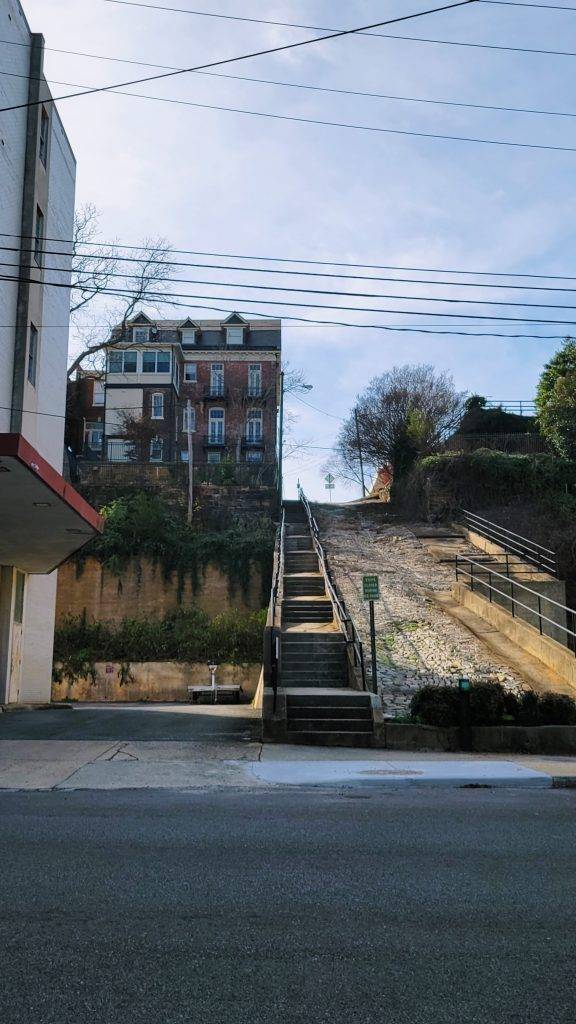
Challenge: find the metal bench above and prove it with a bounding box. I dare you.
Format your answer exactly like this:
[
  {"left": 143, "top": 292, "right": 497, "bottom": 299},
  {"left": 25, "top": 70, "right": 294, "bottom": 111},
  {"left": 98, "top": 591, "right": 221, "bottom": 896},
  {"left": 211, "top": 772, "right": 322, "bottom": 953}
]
[{"left": 187, "top": 684, "right": 243, "bottom": 704}]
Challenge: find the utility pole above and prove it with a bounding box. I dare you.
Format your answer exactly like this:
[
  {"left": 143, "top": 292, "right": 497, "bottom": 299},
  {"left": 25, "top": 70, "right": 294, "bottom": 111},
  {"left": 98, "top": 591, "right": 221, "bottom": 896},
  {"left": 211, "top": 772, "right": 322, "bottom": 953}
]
[
  {"left": 186, "top": 399, "right": 194, "bottom": 524},
  {"left": 277, "top": 369, "right": 284, "bottom": 510},
  {"left": 354, "top": 407, "right": 366, "bottom": 498}
]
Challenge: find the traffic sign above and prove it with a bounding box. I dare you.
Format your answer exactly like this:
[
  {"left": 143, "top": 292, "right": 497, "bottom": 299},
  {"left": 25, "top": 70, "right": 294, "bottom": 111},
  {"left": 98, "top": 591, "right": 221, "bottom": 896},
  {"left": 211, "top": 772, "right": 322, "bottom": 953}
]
[
  {"left": 362, "top": 575, "right": 380, "bottom": 601},
  {"left": 324, "top": 473, "right": 335, "bottom": 490}
]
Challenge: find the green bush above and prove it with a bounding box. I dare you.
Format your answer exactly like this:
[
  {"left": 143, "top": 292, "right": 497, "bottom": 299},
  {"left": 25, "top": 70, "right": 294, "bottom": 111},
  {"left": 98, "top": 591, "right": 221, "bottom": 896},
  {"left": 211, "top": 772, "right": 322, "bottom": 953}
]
[
  {"left": 54, "top": 608, "right": 266, "bottom": 668},
  {"left": 74, "top": 492, "right": 276, "bottom": 604},
  {"left": 538, "top": 693, "right": 576, "bottom": 726},
  {"left": 410, "top": 685, "right": 460, "bottom": 727},
  {"left": 410, "top": 681, "right": 576, "bottom": 728},
  {"left": 468, "top": 681, "right": 507, "bottom": 726},
  {"left": 394, "top": 449, "right": 576, "bottom": 519}
]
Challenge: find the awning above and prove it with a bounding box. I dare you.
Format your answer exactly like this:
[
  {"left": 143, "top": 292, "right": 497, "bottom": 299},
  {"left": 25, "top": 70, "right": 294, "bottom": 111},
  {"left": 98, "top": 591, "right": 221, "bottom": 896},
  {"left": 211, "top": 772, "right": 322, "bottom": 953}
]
[{"left": 0, "top": 434, "right": 104, "bottom": 573}]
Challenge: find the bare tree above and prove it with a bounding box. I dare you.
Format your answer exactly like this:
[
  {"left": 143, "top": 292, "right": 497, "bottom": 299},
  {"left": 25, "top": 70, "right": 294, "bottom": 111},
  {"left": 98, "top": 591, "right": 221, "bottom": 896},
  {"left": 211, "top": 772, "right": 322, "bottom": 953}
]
[
  {"left": 67, "top": 205, "right": 176, "bottom": 380},
  {"left": 70, "top": 203, "right": 120, "bottom": 320},
  {"left": 116, "top": 410, "right": 158, "bottom": 462},
  {"left": 334, "top": 365, "right": 466, "bottom": 482}
]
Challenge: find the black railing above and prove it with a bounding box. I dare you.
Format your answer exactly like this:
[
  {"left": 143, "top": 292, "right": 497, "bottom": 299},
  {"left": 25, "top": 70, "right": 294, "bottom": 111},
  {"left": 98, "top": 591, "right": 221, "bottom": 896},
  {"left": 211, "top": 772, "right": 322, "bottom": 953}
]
[
  {"left": 263, "top": 510, "right": 285, "bottom": 712},
  {"left": 298, "top": 484, "right": 368, "bottom": 692},
  {"left": 455, "top": 554, "right": 576, "bottom": 653},
  {"left": 461, "top": 509, "right": 557, "bottom": 577}
]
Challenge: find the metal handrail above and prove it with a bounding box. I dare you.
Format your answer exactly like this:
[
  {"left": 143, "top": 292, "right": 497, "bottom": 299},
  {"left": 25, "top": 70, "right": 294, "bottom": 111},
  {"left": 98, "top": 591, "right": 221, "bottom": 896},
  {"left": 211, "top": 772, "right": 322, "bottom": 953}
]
[
  {"left": 455, "top": 554, "right": 576, "bottom": 652},
  {"left": 298, "top": 484, "right": 368, "bottom": 691},
  {"left": 461, "top": 508, "right": 557, "bottom": 576},
  {"left": 264, "top": 509, "right": 285, "bottom": 712}
]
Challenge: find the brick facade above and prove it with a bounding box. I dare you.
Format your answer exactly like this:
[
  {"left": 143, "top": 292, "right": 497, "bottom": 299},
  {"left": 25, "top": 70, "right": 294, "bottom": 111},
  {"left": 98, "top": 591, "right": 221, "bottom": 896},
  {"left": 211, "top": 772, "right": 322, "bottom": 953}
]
[{"left": 67, "top": 313, "right": 281, "bottom": 479}]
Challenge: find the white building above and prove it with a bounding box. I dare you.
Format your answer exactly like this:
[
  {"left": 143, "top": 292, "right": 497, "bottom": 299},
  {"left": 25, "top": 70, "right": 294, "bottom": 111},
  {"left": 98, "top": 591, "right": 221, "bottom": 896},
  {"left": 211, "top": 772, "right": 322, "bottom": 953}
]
[{"left": 0, "top": 0, "right": 102, "bottom": 705}]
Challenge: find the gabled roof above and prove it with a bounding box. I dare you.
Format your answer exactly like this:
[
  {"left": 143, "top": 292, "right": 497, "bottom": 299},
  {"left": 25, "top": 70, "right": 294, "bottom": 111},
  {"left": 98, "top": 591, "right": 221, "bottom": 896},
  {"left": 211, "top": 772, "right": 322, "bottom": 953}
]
[
  {"left": 223, "top": 312, "right": 248, "bottom": 325},
  {"left": 130, "top": 311, "right": 154, "bottom": 325},
  {"left": 179, "top": 318, "right": 200, "bottom": 329}
]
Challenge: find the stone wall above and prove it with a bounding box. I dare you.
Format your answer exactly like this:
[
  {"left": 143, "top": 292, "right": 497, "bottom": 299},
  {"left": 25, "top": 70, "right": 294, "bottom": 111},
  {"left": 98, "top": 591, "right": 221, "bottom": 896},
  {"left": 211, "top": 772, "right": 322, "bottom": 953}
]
[
  {"left": 56, "top": 556, "right": 264, "bottom": 625},
  {"left": 52, "top": 661, "right": 261, "bottom": 703}
]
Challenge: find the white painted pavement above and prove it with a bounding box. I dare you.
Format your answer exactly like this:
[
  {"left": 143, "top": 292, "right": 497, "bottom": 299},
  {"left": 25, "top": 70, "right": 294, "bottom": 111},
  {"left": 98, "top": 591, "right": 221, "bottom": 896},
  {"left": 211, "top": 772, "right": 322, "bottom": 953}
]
[{"left": 246, "top": 759, "right": 552, "bottom": 789}]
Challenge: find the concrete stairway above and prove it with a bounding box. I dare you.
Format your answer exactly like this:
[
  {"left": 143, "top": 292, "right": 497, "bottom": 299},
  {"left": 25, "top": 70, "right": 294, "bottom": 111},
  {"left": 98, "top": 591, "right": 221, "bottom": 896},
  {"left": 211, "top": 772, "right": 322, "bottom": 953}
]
[{"left": 279, "top": 500, "right": 375, "bottom": 745}]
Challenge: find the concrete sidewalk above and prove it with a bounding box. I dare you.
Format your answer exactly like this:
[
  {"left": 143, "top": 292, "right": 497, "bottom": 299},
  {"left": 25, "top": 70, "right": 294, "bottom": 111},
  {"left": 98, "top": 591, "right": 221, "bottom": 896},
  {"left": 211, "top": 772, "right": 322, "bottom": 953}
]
[{"left": 1, "top": 739, "right": 575, "bottom": 790}]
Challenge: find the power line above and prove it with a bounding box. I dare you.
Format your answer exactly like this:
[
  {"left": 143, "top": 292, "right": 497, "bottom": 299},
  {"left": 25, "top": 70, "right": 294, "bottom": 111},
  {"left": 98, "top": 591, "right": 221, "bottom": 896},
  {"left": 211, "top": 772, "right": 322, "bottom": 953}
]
[
  {"left": 482, "top": 2, "right": 576, "bottom": 9},
  {"left": 3, "top": 230, "right": 576, "bottom": 283},
  {"left": 10, "top": 257, "right": 576, "bottom": 312},
  {"left": 0, "top": 271, "right": 570, "bottom": 337},
  {"left": 12, "top": 242, "right": 576, "bottom": 295},
  {"left": 8, "top": 38, "right": 576, "bottom": 124},
  {"left": 91, "top": 0, "right": 576, "bottom": 63},
  {"left": 96, "top": 0, "right": 576, "bottom": 59},
  {"left": 5, "top": 269, "right": 576, "bottom": 323},
  {"left": 0, "top": 1, "right": 477, "bottom": 114},
  {"left": 1, "top": 70, "right": 572, "bottom": 153},
  {"left": 291, "top": 395, "right": 345, "bottom": 421},
  {"left": 6, "top": 65, "right": 576, "bottom": 125}
]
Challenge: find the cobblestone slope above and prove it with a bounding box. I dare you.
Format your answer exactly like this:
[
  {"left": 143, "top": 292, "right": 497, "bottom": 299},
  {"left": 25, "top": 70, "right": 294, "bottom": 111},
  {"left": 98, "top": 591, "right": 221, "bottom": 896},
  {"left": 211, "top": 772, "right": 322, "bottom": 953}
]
[{"left": 315, "top": 504, "right": 525, "bottom": 717}]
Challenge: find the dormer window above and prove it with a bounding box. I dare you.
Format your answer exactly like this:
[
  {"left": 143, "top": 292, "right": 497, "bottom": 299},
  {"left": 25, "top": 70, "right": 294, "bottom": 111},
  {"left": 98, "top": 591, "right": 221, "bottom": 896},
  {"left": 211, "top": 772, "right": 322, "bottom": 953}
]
[
  {"left": 181, "top": 328, "right": 196, "bottom": 346},
  {"left": 133, "top": 326, "right": 150, "bottom": 344},
  {"left": 226, "top": 326, "right": 244, "bottom": 346}
]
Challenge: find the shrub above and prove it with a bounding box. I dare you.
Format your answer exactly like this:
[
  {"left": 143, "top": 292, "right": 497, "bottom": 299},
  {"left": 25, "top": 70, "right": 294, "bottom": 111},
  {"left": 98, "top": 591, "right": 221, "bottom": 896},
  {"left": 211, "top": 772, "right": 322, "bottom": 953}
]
[
  {"left": 409, "top": 682, "right": 576, "bottom": 729},
  {"left": 53, "top": 608, "right": 267, "bottom": 668},
  {"left": 410, "top": 685, "right": 460, "bottom": 727},
  {"left": 538, "top": 693, "right": 576, "bottom": 726},
  {"left": 469, "top": 681, "right": 507, "bottom": 726}
]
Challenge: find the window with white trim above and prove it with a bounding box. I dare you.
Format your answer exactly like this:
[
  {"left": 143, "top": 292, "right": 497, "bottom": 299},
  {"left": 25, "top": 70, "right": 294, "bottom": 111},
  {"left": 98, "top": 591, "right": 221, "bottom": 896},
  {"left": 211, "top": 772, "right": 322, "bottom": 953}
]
[
  {"left": 108, "top": 349, "right": 137, "bottom": 373},
  {"left": 207, "top": 451, "right": 221, "bottom": 464},
  {"left": 142, "top": 350, "right": 170, "bottom": 373},
  {"left": 208, "top": 407, "right": 225, "bottom": 443},
  {"left": 226, "top": 326, "right": 244, "bottom": 346},
  {"left": 93, "top": 381, "right": 105, "bottom": 405},
  {"left": 248, "top": 363, "right": 262, "bottom": 397},
  {"left": 182, "top": 406, "right": 196, "bottom": 432},
  {"left": 86, "top": 423, "right": 103, "bottom": 451},
  {"left": 246, "top": 449, "right": 263, "bottom": 463},
  {"left": 181, "top": 328, "right": 196, "bottom": 346},
  {"left": 133, "top": 326, "right": 150, "bottom": 344},
  {"left": 151, "top": 393, "right": 164, "bottom": 419},
  {"left": 210, "top": 363, "right": 224, "bottom": 396},
  {"left": 150, "top": 437, "right": 164, "bottom": 462},
  {"left": 246, "top": 409, "right": 263, "bottom": 442},
  {"left": 184, "top": 363, "right": 197, "bottom": 383}
]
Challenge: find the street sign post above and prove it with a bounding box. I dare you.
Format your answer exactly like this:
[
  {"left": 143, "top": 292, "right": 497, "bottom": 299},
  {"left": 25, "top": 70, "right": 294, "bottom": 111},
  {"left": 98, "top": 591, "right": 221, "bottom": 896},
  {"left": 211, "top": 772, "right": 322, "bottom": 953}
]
[
  {"left": 362, "top": 575, "right": 380, "bottom": 694},
  {"left": 324, "top": 472, "right": 335, "bottom": 502}
]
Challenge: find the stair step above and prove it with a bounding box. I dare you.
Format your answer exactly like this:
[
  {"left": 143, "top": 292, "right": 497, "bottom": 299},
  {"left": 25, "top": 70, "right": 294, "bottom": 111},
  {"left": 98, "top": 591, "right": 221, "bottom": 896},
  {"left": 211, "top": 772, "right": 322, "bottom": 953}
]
[
  {"left": 287, "top": 692, "right": 371, "bottom": 707},
  {"left": 289, "top": 706, "right": 370, "bottom": 720},
  {"left": 287, "top": 718, "right": 373, "bottom": 733}
]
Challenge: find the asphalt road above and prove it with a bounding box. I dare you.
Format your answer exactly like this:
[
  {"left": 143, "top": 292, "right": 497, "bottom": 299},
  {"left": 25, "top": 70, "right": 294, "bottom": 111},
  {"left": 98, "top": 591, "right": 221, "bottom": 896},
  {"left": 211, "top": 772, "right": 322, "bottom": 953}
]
[
  {"left": 2, "top": 787, "right": 576, "bottom": 1023},
  {"left": 0, "top": 704, "right": 258, "bottom": 742}
]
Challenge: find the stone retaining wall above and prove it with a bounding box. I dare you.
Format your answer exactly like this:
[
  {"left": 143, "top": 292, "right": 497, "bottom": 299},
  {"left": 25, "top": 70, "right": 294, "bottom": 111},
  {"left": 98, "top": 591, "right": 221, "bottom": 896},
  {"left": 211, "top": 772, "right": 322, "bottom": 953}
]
[{"left": 52, "top": 661, "right": 261, "bottom": 703}]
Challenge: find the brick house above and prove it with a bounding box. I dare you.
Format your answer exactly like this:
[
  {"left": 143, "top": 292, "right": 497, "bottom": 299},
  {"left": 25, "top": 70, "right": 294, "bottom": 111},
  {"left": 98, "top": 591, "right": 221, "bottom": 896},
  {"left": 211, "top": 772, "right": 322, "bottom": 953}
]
[
  {"left": 65, "top": 370, "right": 105, "bottom": 458},
  {"left": 71, "top": 312, "right": 281, "bottom": 482}
]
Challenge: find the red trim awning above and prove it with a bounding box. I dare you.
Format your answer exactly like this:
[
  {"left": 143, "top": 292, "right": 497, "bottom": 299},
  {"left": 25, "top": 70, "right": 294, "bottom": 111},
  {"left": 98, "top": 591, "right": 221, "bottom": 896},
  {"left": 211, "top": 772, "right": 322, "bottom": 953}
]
[{"left": 0, "top": 434, "right": 103, "bottom": 573}]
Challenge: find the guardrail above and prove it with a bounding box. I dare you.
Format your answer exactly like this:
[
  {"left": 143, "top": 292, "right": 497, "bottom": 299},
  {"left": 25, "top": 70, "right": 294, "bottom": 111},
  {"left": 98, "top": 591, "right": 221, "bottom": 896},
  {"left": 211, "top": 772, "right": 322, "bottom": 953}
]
[
  {"left": 461, "top": 509, "right": 557, "bottom": 577},
  {"left": 263, "top": 509, "right": 285, "bottom": 712},
  {"left": 297, "top": 484, "right": 368, "bottom": 692},
  {"left": 455, "top": 554, "right": 576, "bottom": 653}
]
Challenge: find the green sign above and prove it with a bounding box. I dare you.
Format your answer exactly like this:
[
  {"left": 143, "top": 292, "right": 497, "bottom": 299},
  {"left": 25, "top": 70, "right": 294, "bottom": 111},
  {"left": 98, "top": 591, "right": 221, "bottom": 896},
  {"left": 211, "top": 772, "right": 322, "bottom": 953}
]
[{"left": 362, "top": 575, "right": 380, "bottom": 601}]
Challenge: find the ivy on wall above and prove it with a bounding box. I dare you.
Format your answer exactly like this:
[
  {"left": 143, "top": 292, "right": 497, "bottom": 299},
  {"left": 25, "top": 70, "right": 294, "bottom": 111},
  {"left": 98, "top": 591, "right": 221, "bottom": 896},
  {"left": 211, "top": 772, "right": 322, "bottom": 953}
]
[
  {"left": 54, "top": 608, "right": 267, "bottom": 671},
  {"left": 74, "top": 492, "right": 276, "bottom": 604}
]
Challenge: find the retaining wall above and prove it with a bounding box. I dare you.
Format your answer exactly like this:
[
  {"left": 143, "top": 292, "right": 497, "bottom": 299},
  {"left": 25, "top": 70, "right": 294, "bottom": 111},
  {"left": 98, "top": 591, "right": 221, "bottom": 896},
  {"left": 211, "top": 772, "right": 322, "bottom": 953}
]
[
  {"left": 56, "top": 557, "right": 264, "bottom": 625},
  {"left": 52, "top": 661, "right": 261, "bottom": 703}
]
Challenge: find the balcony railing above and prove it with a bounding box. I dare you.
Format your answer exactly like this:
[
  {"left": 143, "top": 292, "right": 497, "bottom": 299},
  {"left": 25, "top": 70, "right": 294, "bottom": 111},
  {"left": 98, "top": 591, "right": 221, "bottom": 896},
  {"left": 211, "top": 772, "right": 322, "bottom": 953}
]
[
  {"left": 242, "top": 435, "right": 265, "bottom": 448},
  {"left": 203, "top": 434, "right": 227, "bottom": 447},
  {"left": 203, "top": 387, "right": 227, "bottom": 401}
]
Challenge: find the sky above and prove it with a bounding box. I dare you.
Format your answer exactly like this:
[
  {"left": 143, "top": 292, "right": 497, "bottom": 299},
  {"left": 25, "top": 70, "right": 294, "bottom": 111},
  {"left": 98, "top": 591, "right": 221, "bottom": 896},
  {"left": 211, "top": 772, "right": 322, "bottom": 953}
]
[{"left": 18, "top": 0, "right": 576, "bottom": 500}]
